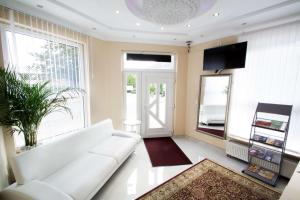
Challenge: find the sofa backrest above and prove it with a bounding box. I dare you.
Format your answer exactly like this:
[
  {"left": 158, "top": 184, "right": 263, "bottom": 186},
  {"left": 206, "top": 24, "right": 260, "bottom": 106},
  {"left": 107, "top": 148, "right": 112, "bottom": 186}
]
[{"left": 11, "top": 119, "right": 114, "bottom": 185}]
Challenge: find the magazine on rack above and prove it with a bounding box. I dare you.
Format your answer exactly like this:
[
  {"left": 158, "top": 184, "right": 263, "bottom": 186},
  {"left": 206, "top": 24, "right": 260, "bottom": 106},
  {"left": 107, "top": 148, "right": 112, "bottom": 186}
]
[{"left": 247, "top": 164, "right": 276, "bottom": 180}]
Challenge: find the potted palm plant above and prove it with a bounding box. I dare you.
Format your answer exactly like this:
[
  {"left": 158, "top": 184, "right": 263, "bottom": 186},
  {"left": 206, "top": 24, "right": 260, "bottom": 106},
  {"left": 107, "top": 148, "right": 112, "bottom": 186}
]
[{"left": 0, "top": 67, "right": 81, "bottom": 147}]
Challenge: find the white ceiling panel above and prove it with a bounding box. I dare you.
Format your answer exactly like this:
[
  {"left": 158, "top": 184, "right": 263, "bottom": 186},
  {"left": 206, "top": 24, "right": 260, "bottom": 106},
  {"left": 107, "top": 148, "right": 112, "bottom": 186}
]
[{"left": 0, "top": 0, "right": 299, "bottom": 45}]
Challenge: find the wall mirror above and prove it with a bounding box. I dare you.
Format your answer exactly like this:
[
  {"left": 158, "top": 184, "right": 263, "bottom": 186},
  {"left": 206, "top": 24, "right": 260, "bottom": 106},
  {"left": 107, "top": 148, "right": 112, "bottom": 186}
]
[{"left": 196, "top": 74, "right": 232, "bottom": 139}]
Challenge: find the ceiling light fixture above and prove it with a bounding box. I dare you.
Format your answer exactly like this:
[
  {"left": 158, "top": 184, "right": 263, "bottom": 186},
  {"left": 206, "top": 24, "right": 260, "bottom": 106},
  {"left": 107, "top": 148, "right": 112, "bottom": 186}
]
[
  {"left": 125, "top": 0, "right": 216, "bottom": 25},
  {"left": 136, "top": 22, "right": 140, "bottom": 26},
  {"left": 115, "top": 10, "right": 120, "bottom": 14},
  {"left": 213, "top": 12, "right": 220, "bottom": 17},
  {"left": 161, "top": 26, "right": 164, "bottom": 30},
  {"left": 187, "top": 24, "right": 191, "bottom": 28}
]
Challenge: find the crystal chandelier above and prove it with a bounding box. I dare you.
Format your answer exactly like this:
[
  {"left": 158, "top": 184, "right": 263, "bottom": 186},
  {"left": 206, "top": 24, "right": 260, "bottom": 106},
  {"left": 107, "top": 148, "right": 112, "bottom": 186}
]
[{"left": 126, "top": 0, "right": 216, "bottom": 25}]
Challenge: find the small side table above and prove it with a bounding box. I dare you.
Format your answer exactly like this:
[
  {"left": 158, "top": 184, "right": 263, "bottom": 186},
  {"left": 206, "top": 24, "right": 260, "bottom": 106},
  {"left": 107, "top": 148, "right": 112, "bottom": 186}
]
[{"left": 123, "top": 119, "right": 141, "bottom": 135}]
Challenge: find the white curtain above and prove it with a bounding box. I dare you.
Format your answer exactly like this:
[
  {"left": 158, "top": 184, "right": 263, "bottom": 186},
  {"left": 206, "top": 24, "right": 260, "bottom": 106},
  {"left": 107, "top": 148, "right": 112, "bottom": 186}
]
[
  {"left": 228, "top": 21, "right": 300, "bottom": 154},
  {"left": 0, "top": 7, "right": 89, "bottom": 147}
]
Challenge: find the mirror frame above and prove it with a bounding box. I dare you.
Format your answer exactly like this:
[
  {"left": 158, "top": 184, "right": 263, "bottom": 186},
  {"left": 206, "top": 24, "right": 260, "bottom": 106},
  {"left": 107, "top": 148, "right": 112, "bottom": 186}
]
[{"left": 196, "top": 74, "right": 232, "bottom": 139}]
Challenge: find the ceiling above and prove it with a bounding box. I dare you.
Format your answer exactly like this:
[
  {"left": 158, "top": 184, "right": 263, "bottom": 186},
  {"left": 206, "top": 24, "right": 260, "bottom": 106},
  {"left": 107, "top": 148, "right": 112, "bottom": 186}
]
[{"left": 1, "top": 0, "right": 300, "bottom": 46}]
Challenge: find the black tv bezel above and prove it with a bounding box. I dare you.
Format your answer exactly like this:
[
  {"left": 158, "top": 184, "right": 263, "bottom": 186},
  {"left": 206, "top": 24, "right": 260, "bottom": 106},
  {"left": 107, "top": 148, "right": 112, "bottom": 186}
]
[{"left": 203, "top": 41, "right": 247, "bottom": 71}]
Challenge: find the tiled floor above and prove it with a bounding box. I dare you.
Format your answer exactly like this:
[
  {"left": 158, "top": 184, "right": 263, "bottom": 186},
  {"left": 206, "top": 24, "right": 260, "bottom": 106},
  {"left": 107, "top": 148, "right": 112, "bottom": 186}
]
[{"left": 93, "top": 136, "right": 288, "bottom": 200}]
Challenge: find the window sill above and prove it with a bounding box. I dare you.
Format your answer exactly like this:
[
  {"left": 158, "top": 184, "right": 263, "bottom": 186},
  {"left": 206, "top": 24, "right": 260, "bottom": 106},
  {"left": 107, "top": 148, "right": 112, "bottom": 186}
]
[
  {"left": 228, "top": 135, "right": 300, "bottom": 159},
  {"left": 15, "top": 129, "right": 81, "bottom": 154}
]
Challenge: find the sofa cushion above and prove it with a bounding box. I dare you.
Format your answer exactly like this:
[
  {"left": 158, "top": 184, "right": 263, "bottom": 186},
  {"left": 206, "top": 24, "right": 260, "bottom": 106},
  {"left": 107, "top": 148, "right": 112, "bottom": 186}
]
[
  {"left": 11, "top": 119, "right": 114, "bottom": 185},
  {"left": 112, "top": 130, "right": 141, "bottom": 144},
  {"left": 0, "top": 180, "right": 72, "bottom": 200},
  {"left": 89, "top": 136, "right": 137, "bottom": 163},
  {"left": 43, "top": 153, "right": 117, "bottom": 200}
]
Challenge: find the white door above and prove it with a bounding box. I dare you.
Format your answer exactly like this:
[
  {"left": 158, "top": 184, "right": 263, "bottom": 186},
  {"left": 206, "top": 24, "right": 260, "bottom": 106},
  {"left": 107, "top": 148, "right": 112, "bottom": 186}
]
[{"left": 142, "top": 72, "right": 174, "bottom": 138}]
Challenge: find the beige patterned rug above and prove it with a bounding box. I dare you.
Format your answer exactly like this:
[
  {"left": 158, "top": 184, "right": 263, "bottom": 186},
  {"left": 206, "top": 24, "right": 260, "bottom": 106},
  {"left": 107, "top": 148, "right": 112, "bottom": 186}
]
[{"left": 137, "top": 159, "right": 281, "bottom": 200}]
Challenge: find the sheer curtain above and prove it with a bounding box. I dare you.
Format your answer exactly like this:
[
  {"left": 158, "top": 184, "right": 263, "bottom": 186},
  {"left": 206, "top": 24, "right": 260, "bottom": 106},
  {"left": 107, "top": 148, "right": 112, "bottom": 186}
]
[
  {"left": 0, "top": 6, "right": 90, "bottom": 147},
  {"left": 228, "top": 21, "right": 300, "bottom": 154}
]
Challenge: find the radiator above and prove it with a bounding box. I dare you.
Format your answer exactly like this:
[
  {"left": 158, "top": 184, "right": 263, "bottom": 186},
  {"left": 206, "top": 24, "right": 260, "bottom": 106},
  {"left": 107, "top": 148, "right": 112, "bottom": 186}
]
[{"left": 226, "top": 140, "right": 298, "bottom": 178}]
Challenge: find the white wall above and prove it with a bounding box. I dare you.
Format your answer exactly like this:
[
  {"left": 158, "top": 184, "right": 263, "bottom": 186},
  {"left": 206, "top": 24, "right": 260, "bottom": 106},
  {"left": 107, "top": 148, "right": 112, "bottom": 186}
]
[
  {"left": 185, "top": 36, "right": 237, "bottom": 148},
  {"left": 228, "top": 21, "right": 300, "bottom": 153}
]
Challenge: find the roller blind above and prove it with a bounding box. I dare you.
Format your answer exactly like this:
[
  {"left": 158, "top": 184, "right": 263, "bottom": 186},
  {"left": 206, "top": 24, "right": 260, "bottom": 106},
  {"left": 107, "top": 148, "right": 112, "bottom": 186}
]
[
  {"left": 228, "top": 21, "right": 300, "bottom": 154},
  {"left": 0, "top": 6, "right": 89, "bottom": 147}
]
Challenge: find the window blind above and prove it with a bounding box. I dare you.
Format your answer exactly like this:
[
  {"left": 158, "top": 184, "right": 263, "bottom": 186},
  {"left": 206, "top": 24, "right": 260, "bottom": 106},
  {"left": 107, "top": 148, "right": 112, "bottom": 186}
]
[
  {"left": 228, "top": 21, "right": 300, "bottom": 154},
  {"left": 0, "top": 5, "right": 89, "bottom": 147}
]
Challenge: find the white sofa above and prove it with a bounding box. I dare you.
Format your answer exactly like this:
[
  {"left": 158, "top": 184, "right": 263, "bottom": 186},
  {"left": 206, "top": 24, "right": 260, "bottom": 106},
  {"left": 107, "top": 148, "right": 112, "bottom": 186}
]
[
  {"left": 199, "top": 105, "right": 226, "bottom": 125},
  {"left": 0, "top": 119, "right": 140, "bottom": 200}
]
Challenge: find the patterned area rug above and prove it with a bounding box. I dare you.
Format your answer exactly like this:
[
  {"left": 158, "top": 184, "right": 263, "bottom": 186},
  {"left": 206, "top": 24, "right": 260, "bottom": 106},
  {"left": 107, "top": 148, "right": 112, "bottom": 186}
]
[{"left": 137, "top": 159, "right": 281, "bottom": 200}]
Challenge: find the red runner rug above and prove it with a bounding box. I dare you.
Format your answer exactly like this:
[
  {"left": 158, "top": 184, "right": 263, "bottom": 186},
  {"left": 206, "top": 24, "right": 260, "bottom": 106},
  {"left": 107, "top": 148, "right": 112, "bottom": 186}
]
[{"left": 143, "top": 137, "right": 192, "bottom": 167}]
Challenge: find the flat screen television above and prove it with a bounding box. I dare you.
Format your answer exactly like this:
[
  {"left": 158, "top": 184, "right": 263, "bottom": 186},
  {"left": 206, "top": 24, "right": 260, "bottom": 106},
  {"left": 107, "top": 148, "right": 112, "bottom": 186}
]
[{"left": 203, "top": 41, "right": 247, "bottom": 71}]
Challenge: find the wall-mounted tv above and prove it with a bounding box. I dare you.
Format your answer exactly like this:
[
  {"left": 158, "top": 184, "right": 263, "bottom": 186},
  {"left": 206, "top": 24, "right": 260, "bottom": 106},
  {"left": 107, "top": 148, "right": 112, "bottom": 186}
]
[{"left": 203, "top": 41, "right": 247, "bottom": 71}]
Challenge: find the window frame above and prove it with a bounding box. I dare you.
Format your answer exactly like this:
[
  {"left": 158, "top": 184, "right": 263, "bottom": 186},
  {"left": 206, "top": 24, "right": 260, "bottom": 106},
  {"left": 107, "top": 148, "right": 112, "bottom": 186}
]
[
  {"left": 122, "top": 52, "right": 177, "bottom": 72},
  {"left": 0, "top": 24, "right": 91, "bottom": 146}
]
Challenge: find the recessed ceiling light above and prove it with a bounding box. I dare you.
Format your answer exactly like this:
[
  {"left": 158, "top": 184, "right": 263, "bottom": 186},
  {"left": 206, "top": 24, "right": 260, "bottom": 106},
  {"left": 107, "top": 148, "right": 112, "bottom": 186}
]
[
  {"left": 161, "top": 26, "right": 164, "bottom": 30},
  {"left": 136, "top": 22, "right": 140, "bottom": 26},
  {"left": 187, "top": 24, "right": 191, "bottom": 28},
  {"left": 36, "top": 4, "right": 43, "bottom": 9},
  {"left": 213, "top": 12, "right": 220, "bottom": 17},
  {"left": 115, "top": 10, "right": 120, "bottom": 14}
]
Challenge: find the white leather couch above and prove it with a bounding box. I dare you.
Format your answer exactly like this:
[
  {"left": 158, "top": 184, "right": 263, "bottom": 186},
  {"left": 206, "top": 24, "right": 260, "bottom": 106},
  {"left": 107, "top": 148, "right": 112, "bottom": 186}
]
[
  {"left": 199, "top": 105, "right": 226, "bottom": 125},
  {"left": 0, "top": 119, "right": 140, "bottom": 200}
]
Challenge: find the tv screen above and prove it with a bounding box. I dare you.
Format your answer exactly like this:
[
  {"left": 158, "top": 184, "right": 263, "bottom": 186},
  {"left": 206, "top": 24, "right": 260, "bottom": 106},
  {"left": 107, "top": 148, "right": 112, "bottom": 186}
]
[{"left": 203, "top": 41, "right": 247, "bottom": 71}]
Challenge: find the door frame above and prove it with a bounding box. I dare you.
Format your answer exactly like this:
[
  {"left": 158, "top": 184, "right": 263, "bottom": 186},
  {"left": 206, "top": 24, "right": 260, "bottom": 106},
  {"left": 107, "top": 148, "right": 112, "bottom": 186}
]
[
  {"left": 141, "top": 72, "right": 175, "bottom": 138},
  {"left": 122, "top": 71, "right": 175, "bottom": 138}
]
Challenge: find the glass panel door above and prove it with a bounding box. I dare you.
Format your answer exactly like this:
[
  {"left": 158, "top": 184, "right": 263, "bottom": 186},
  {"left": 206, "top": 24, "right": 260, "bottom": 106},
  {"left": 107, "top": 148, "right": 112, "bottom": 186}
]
[
  {"left": 142, "top": 72, "right": 174, "bottom": 137},
  {"left": 125, "top": 73, "right": 138, "bottom": 120},
  {"left": 148, "top": 82, "right": 164, "bottom": 129}
]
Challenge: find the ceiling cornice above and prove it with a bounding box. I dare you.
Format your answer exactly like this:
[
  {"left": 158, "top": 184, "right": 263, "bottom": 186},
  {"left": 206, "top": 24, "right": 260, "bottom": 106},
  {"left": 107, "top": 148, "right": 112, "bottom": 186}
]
[
  {"left": 0, "top": 0, "right": 300, "bottom": 46},
  {"left": 47, "top": 0, "right": 300, "bottom": 36},
  {"left": 46, "top": 0, "right": 188, "bottom": 36},
  {"left": 192, "top": 15, "right": 300, "bottom": 45}
]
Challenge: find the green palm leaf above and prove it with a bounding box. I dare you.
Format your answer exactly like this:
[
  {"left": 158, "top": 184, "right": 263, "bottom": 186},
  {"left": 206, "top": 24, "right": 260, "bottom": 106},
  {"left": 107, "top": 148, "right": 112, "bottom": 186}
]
[{"left": 0, "top": 67, "right": 83, "bottom": 146}]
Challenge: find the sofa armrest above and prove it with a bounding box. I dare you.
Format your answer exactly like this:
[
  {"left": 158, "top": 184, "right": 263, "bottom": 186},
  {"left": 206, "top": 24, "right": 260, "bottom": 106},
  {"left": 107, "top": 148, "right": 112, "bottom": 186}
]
[
  {"left": 0, "top": 180, "right": 72, "bottom": 200},
  {"left": 112, "top": 130, "right": 141, "bottom": 142}
]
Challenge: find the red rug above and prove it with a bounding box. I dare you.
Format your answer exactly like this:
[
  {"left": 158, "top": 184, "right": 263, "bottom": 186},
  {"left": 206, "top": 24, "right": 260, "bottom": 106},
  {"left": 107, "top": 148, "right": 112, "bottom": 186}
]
[
  {"left": 143, "top": 137, "right": 192, "bottom": 167},
  {"left": 197, "top": 127, "right": 224, "bottom": 137}
]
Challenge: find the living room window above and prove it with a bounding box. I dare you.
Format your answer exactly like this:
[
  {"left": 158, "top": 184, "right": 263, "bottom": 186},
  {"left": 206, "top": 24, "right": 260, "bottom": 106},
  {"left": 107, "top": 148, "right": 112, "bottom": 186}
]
[{"left": 2, "top": 29, "right": 87, "bottom": 147}]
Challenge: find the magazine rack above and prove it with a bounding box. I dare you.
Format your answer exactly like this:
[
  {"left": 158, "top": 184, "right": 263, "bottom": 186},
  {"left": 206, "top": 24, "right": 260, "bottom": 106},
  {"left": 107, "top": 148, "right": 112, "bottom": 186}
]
[{"left": 242, "top": 103, "right": 292, "bottom": 186}]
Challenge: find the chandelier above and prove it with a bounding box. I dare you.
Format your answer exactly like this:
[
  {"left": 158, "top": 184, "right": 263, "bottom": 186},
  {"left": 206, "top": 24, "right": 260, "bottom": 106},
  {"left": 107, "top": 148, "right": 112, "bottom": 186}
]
[{"left": 125, "top": 0, "right": 216, "bottom": 25}]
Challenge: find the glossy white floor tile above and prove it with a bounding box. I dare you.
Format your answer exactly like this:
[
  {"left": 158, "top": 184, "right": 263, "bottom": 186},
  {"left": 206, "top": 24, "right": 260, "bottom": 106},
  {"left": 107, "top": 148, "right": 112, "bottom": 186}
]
[{"left": 92, "top": 136, "right": 288, "bottom": 200}]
